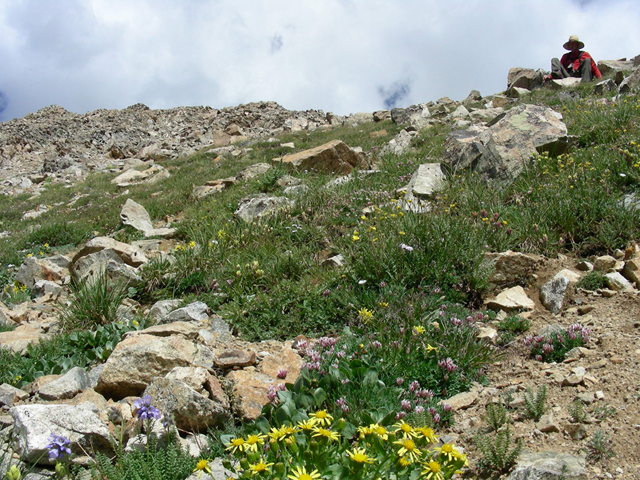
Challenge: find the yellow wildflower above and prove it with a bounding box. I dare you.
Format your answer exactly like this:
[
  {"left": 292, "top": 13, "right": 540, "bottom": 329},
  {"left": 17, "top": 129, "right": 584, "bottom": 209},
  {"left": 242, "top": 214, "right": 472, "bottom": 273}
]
[
  {"left": 346, "top": 447, "right": 375, "bottom": 464},
  {"left": 193, "top": 459, "right": 212, "bottom": 479},
  {"left": 309, "top": 410, "right": 333, "bottom": 426}
]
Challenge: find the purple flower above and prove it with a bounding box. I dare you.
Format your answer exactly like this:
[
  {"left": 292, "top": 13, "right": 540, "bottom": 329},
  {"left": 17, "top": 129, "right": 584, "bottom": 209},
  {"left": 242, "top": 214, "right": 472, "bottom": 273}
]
[
  {"left": 396, "top": 377, "right": 404, "bottom": 386},
  {"left": 395, "top": 411, "right": 407, "bottom": 420},
  {"left": 438, "top": 357, "right": 458, "bottom": 373},
  {"left": 46, "top": 434, "right": 72, "bottom": 461},
  {"left": 432, "top": 413, "right": 441, "bottom": 424},
  {"left": 401, "top": 400, "right": 413, "bottom": 411},
  {"left": 276, "top": 383, "right": 287, "bottom": 391},
  {"left": 442, "top": 404, "right": 452, "bottom": 412},
  {"left": 370, "top": 340, "right": 382, "bottom": 349},
  {"left": 415, "top": 405, "right": 425, "bottom": 414},
  {"left": 417, "top": 389, "right": 434, "bottom": 400},
  {"left": 409, "top": 380, "right": 420, "bottom": 393},
  {"left": 277, "top": 368, "right": 288, "bottom": 379},
  {"left": 267, "top": 385, "right": 278, "bottom": 403},
  {"left": 323, "top": 289, "right": 331, "bottom": 297},
  {"left": 133, "top": 395, "right": 162, "bottom": 421}
]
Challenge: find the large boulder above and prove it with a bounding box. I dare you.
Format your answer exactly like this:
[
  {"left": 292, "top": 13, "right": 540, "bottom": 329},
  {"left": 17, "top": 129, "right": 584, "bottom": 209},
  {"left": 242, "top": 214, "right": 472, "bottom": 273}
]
[
  {"left": 507, "top": 67, "right": 544, "bottom": 92},
  {"left": 10, "top": 403, "right": 112, "bottom": 465},
  {"left": 95, "top": 334, "right": 216, "bottom": 399},
  {"left": 72, "top": 248, "right": 141, "bottom": 286},
  {"left": 485, "top": 251, "right": 547, "bottom": 287},
  {"left": 15, "top": 257, "right": 68, "bottom": 289},
  {"left": 507, "top": 451, "right": 587, "bottom": 480},
  {"left": 38, "top": 367, "right": 91, "bottom": 400},
  {"left": 390, "top": 105, "right": 432, "bottom": 129},
  {"left": 619, "top": 68, "right": 640, "bottom": 95},
  {"left": 72, "top": 237, "right": 148, "bottom": 268},
  {"left": 442, "top": 104, "right": 568, "bottom": 181},
  {"left": 143, "top": 377, "right": 230, "bottom": 432},
  {"left": 597, "top": 59, "right": 635, "bottom": 75},
  {"left": 380, "top": 130, "right": 417, "bottom": 156},
  {"left": 0, "top": 324, "right": 47, "bottom": 353},
  {"left": 272, "top": 139, "right": 370, "bottom": 175},
  {"left": 120, "top": 199, "right": 175, "bottom": 238}
]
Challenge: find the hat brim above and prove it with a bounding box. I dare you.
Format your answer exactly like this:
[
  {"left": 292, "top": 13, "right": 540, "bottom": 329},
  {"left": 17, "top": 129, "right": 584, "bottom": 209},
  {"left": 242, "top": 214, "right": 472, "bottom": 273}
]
[{"left": 564, "top": 41, "right": 585, "bottom": 50}]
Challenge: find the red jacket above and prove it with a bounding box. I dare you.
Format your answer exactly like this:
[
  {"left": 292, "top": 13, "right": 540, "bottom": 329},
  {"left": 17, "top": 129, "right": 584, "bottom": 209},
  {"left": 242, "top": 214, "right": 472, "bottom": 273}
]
[{"left": 561, "top": 51, "right": 602, "bottom": 78}]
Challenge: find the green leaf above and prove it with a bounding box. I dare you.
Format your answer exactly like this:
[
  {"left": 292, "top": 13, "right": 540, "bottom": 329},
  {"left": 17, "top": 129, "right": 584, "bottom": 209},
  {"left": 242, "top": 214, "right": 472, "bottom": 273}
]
[{"left": 313, "top": 388, "right": 327, "bottom": 407}]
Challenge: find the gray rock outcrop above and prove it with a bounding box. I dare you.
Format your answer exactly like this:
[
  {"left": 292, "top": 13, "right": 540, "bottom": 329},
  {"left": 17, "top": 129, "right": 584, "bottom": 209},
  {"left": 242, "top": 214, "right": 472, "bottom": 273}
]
[
  {"left": 10, "top": 403, "right": 112, "bottom": 465},
  {"left": 442, "top": 104, "right": 568, "bottom": 181}
]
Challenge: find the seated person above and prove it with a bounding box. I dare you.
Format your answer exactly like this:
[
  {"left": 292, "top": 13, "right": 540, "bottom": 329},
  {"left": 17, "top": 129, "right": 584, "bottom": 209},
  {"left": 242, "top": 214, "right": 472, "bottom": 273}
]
[{"left": 549, "top": 35, "right": 602, "bottom": 82}]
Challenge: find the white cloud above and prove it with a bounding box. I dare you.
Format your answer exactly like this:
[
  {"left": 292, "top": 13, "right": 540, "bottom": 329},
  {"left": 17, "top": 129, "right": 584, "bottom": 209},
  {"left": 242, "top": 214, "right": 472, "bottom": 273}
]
[{"left": 1, "top": 0, "right": 639, "bottom": 121}]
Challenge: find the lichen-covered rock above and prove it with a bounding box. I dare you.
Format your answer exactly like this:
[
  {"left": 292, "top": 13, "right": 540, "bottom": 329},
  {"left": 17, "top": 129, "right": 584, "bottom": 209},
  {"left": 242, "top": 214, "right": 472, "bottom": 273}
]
[
  {"left": 143, "top": 377, "right": 230, "bottom": 432},
  {"left": 442, "top": 104, "right": 568, "bottom": 181},
  {"left": 10, "top": 403, "right": 112, "bottom": 465}
]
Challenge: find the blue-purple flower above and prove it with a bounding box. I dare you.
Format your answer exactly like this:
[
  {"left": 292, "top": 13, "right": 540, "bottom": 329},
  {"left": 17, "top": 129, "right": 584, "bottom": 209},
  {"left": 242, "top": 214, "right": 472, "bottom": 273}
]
[
  {"left": 133, "top": 395, "right": 162, "bottom": 421},
  {"left": 46, "top": 434, "right": 72, "bottom": 461}
]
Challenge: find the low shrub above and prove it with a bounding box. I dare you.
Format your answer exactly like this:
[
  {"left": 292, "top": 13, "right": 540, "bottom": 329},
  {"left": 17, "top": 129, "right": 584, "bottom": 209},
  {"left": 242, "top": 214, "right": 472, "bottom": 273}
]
[
  {"left": 576, "top": 271, "right": 607, "bottom": 291},
  {"left": 524, "top": 323, "right": 591, "bottom": 362}
]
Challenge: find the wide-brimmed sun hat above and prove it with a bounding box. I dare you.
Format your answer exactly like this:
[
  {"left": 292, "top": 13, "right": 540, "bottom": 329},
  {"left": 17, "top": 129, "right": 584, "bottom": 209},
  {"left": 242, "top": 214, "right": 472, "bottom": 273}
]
[{"left": 563, "top": 35, "right": 585, "bottom": 50}]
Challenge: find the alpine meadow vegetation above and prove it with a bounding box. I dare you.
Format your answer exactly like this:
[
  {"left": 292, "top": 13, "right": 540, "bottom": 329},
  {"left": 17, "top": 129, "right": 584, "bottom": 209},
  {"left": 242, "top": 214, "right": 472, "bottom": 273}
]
[{"left": 1, "top": 73, "right": 639, "bottom": 478}]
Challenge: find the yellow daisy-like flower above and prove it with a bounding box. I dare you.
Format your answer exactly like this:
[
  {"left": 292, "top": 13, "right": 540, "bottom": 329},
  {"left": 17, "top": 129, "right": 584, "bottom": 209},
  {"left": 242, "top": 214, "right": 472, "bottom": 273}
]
[
  {"left": 287, "top": 465, "right": 321, "bottom": 480},
  {"left": 268, "top": 427, "right": 287, "bottom": 442},
  {"left": 225, "top": 437, "right": 245, "bottom": 453},
  {"left": 312, "top": 427, "right": 340, "bottom": 442},
  {"left": 433, "top": 443, "right": 456, "bottom": 463},
  {"left": 347, "top": 447, "right": 376, "bottom": 464},
  {"left": 248, "top": 460, "right": 274, "bottom": 476},
  {"left": 398, "top": 456, "right": 412, "bottom": 467},
  {"left": 414, "top": 325, "right": 426, "bottom": 335},
  {"left": 421, "top": 460, "right": 444, "bottom": 480},
  {"left": 394, "top": 438, "right": 422, "bottom": 463},
  {"left": 309, "top": 410, "right": 333, "bottom": 426},
  {"left": 393, "top": 420, "right": 419, "bottom": 438},
  {"left": 452, "top": 448, "right": 469, "bottom": 466},
  {"left": 193, "top": 459, "right": 212, "bottom": 479},
  {"left": 245, "top": 433, "right": 267, "bottom": 452},
  {"left": 416, "top": 427, "right": 438, "bottom": 444},
  {"left": 370, "top": 423, "right": 388, "bottom": 440},
  {"left": 297, "top": 419, "right": 316, "bottom": 431},
  {"left": 281, "top": 424, "right": 300, "bottom": 436}
]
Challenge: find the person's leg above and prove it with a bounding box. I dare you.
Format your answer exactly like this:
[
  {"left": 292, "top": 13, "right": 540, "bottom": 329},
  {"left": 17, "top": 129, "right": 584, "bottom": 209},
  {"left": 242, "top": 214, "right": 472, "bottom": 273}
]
[
  {"left": 551, "top": 58, "right": 569, "bottom": 79},
  {"left": 579, "top": 58, "right": 594, "bottom": 82}
]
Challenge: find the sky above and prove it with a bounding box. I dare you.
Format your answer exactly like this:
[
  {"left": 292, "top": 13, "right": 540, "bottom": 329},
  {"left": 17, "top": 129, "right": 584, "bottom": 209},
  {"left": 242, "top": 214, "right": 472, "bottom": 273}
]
[{"left": 1, "top": 0, "right": 640, "bottom": 122}]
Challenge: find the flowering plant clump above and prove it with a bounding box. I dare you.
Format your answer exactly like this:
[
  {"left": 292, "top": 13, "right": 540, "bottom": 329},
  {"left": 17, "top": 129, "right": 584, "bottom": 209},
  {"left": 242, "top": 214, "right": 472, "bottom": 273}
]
[
  {"left": 524, "top": 323, "right": 591, "bottom": 363},
  {"left": 222, "top": 411, "right": 466, "bottom": 480},
  {"left": 133, "top": 395, "right": 162, "bottom": 421},
  {"left": 46, "top": 434, "right": 72, "bottom": 462},
  {"left": 46, "top": 433, "right": 72, "bottom": 478}
]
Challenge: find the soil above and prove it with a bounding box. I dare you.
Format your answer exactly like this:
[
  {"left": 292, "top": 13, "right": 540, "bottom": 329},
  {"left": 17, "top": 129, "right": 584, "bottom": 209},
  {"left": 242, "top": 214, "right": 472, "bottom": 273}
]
[{"left": 443, "top": 255, "right": 640, "bottom": 479}]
